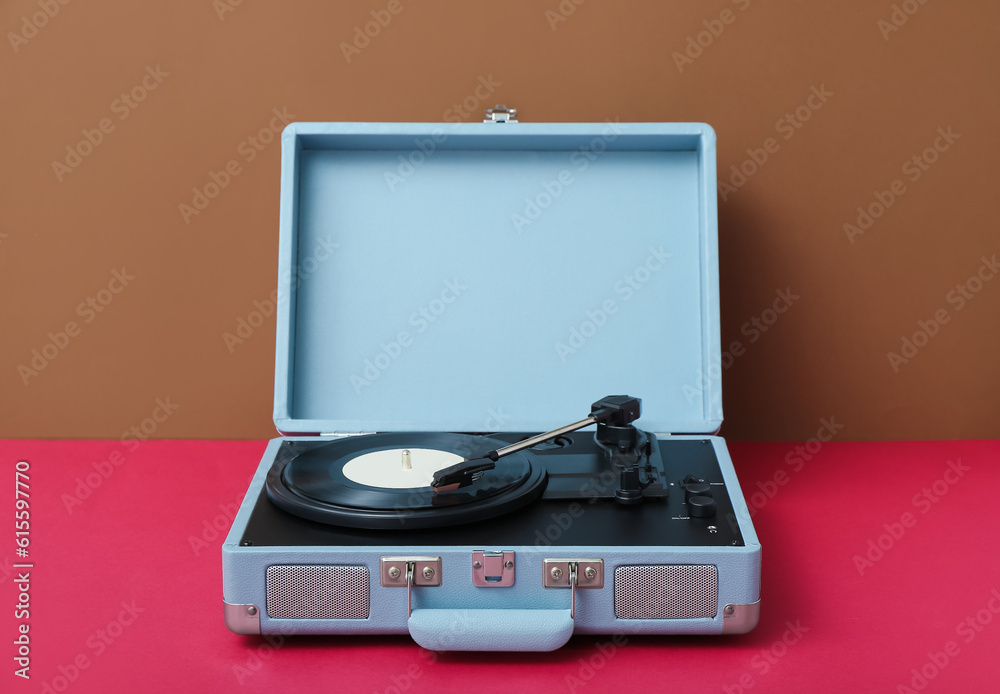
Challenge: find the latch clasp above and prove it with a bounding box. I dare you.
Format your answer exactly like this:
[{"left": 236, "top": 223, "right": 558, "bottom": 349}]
[
  {"left": 484, "top": 105, "right": 518, "bottom": 123},
  {"left": 472, "top": 550, "right": 515, "bottom": 587}
]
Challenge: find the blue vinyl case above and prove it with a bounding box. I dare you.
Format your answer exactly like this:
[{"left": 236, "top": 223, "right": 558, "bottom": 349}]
[{"left": 222, "top": 116, "right": 761, "bottom": 650}]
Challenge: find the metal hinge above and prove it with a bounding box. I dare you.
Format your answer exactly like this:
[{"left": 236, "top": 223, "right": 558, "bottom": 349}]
[{"left": 484, "top": 105, "right": 517, "bottom": 123}]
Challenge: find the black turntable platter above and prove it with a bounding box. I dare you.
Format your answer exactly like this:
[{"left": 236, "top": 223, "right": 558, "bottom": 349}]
[{"left": 265, "top": 433, "right": 546, "bottom": 529}]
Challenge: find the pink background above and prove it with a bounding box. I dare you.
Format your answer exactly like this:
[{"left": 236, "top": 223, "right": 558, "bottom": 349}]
[{"left": 4, "top": 439, "right": 998, "bottom": 692}]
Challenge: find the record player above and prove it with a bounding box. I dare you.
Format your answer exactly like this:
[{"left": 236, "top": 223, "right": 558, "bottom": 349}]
[{"left": 222, "top": 109, "right": 761, "bottom": 651}]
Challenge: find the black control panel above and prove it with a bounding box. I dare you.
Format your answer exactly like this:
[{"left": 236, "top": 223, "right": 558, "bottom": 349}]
[{"left": 240, "top": 436, "right": 745, "bottom": 548}]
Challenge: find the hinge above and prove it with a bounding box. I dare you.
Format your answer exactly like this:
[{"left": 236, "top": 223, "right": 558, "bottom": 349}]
[{"left": 484, "top": 104, "right": 517, "bottom": 123}]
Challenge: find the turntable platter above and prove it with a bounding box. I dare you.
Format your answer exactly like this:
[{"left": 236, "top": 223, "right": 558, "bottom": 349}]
[{"left": 264, "top": 433, "right": 547, "bottom": 529}]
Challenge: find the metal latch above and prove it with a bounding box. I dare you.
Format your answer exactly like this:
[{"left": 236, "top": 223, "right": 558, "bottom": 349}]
[
  {"left": 543, "top": 558, "right": 604, "bottom": 619},
  {"left": 380, "top": 556, "right": 442, "bottom": 617},
  {"left": 484, "top": 105, "right": 517, "bottom": 123},
  {"left": 472, "top": 551, "right": 515, "bottom": 587}
]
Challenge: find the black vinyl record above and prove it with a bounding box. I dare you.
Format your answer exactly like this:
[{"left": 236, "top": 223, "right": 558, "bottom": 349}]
[{"left": 265, "top": 433, "right": 546, "bottom": 529}]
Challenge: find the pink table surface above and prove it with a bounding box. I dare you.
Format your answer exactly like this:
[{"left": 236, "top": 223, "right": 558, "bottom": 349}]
[{"left": 1, "top": 438, "right": 998, "bottom": 693}]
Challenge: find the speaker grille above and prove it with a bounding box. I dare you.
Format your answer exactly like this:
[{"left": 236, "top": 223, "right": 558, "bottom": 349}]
[
  {"left": 614, "top": 564, "right": 718, "bottom": 619},
  {"left": 266, "top": 565, "right": 369, "bottom": 619}
]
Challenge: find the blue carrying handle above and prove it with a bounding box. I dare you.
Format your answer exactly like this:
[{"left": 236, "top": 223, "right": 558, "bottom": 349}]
[{"left": 408, "top": 608, "right": 574, "bottom": 651}]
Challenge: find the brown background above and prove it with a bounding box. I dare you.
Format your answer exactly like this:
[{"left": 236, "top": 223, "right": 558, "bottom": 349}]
[{"left": 2, "top": 0, "right": 998, "bottom": 441}]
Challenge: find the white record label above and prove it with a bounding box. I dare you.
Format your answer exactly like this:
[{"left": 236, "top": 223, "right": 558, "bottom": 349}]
[{"left": 341, "top": 448, "right": 463, "bottom": 489}]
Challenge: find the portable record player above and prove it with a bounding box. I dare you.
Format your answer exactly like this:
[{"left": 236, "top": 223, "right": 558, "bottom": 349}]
[{"left": 222, "top": 109, "right": 761, "bottom": 651}]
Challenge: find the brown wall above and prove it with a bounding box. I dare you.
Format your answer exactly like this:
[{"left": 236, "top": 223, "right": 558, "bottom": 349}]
[{"left": 2, "top": 0, "right": 998, "bottom": 441}]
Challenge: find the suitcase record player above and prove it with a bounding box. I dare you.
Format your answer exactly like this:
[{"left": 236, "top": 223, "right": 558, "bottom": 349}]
[{"left": 222, "top": 108, "right": 762, "bottom": 651}]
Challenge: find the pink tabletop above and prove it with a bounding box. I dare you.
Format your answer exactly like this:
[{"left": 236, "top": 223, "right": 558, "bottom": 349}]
[{"left": 2, "top": 439, "right": 997, "bottom": 693}]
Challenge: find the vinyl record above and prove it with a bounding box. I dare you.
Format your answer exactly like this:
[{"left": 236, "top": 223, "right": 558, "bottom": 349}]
[{"left": 264, "top": 433, "right": 546, "bottom": 529}]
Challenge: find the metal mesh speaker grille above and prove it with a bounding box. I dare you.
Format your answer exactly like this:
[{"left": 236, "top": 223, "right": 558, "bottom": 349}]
[
  {"left": 614, "top": 564, "right": 718, "bottom": 619},
  {"left": 266, "top": 565, "right": 369, "bottom": 619}
]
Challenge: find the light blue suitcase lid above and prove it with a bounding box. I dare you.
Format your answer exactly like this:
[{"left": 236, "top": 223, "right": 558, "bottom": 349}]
[{"left": 273, "top": 120, "right": 721, "bottom": 435}]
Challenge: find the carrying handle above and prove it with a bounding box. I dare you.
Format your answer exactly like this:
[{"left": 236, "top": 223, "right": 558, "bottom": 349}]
[
  {"left": 400, "top": 558, "right": 602, "bottom": 651},
  {"left": 408, "top": 608, "right": 574, "bottom": 652}
]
